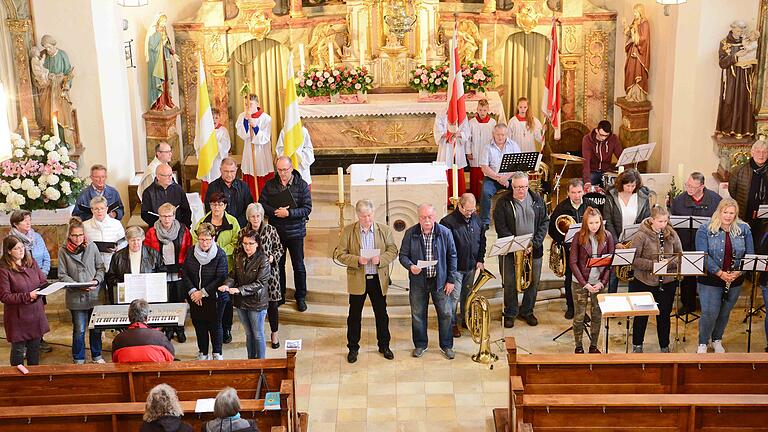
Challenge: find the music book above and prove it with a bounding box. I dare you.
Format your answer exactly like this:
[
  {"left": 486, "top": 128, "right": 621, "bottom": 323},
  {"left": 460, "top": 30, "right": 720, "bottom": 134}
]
[
  {"left": 264, "top": 392, "right": 281, "bottom": 411},
  {"left": 271, "top": 188, "right": 297, "bottom": 209},
  {"left": 285, "top": 339, "right": 302, "bottom": 350},
  {"left": 360, "top": 249, "right": 380, "bottom": 259},
  {"left": 599, "top": 296, "right": 631, "bottom": 314},
  {"left": 587, "top": 254, "right": 613, "bottom": 268},
  {"left": 94, "top": 239, "right": 124, "bottom": 253},
  {"left": 630, "top": 294, "right": 656, "bottom": 310},
  {"left": 194, "top": 398, "right": 215, "bottom": 413},
  {"left": 117, "top": 273, "right": 167, "bottom": 304}
]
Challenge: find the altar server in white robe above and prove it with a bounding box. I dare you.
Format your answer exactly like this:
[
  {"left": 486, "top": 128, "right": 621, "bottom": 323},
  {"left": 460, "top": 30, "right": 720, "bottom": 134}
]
[
  {"left": 508, "top": 97, "right": 545, "bottom": 153},
  {"left": 434, "top": 110, "right": 469, "bottom": 205},
  {"left": 466, "top": 98, "right": 496, "bottom": 200},
  {"left": 276, "top": 126, "right": 315, "bottom": 186},
  {"left": 236, "top": 94, "right": 274, "bottom": 201},
  {"left": 199, "top": 107, "right": 232, "bottom": 199}
]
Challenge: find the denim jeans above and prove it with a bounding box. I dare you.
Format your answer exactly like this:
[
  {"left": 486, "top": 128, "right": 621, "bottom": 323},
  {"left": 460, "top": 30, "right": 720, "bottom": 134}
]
[
  {"left": 480, "top": 178, "right": 507, "bottom": 227},
  {"left": 10, "top": 339, "right": 41, "bottom": 366},
  {"left": 563, "top": 244, "right": 574, "bottom": 311},
  {"left": 454, "top": 269, "right": 476, "bottom": 327},
  {"left": 71, "top": 309, "right": 103, "bottom": 362},
  {"left": 237, "top": 308, "right": 267, "bottom": 359},
  {"left": 279, "top": 237, "right": 307, "bottom": 301},
  {"left": 698, "top": 283, "right": 742, "bottom": 345},
  {"left": 502, "top": 255, "right": 542, "bottom": 318},
  {"left": 409, "top": 277, "right": 454, "bottom": 350},
  {"left": 193, "top": 300, "right": 226, "bottom": 355}
]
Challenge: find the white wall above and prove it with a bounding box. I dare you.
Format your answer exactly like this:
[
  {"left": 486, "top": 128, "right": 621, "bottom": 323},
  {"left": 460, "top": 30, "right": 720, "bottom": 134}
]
[{"left": 608, "top": 0, "right": 760, "bottom": 183}]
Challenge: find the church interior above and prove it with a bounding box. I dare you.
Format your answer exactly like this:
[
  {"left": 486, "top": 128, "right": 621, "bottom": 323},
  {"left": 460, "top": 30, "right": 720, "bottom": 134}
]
[{"left": 0, "top": 0, "right": 765, "bottom": 431}]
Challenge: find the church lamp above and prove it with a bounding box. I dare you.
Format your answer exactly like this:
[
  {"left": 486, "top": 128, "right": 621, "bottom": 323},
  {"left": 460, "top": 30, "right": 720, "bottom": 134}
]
[{"left": 656, "top": 0, "right": 687, "bottom": 16}]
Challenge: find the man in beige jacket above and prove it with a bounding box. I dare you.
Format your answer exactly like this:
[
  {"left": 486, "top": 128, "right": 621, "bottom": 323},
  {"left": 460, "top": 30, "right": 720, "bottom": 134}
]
[{"left": 334, "top": 199, "right": 398, "bottom": 363}]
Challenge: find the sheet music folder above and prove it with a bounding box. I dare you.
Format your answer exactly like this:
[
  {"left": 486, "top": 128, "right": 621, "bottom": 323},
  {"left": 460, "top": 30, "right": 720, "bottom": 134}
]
[
  {"left": 499, "top": 152, "right": 541, "bottom": 173},
  {"left": 271, "top": 188, "right": 297, "bottom": 209}
]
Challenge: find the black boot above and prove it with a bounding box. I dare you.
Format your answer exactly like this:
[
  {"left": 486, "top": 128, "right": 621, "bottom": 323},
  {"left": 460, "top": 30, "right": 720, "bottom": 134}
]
[
  {"left": 176, "top": 328, "right": 186, "bottom": 343},
  {"left": 223, "top": 329, "right": 232, "bottom": 344}
]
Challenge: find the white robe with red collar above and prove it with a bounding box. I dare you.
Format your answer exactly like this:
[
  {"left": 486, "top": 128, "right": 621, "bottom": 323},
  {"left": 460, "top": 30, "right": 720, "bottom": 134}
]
[{"left": 236, "top": 111, "right": 273, "bottom": 177}]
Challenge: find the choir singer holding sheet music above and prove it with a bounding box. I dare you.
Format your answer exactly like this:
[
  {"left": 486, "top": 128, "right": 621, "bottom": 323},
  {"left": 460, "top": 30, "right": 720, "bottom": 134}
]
[
  {"left": 493, "top": 172, "right": 549, "bottom": 328},
  {"left": 106, "top": 226, "right": 165, "bottom": 305},
  {"left": 670, "top": 172, "right": 722, "bottom": 316}
]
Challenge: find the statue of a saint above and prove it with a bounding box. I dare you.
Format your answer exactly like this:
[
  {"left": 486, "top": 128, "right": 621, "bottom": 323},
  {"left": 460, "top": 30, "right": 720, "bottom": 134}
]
[
  {"left": 38, "top": 35, "right": 74, "bottom": 132},
  {"left": 457, "top": 20, "right": 481, "bottom": 64},
  {"left": 716, "top": 20, "right": 756, "bottom": 138},
  {"left": 307, "top": 23, "right": 343, "bottom": 67},
  {"left": 622, "top": 4, "right": 650, "bottom": 103},
  {"left": 145, "top": 13, "right": 180, "bottom": 111}
]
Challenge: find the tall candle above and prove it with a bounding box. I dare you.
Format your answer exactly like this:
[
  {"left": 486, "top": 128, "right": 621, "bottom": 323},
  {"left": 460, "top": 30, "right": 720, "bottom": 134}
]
[
  {"left": 452, "top": 163, "right": 459, "bottom": 200},
  {"left": 52, "top": 114, "right": 58, "bottom": 140},
  {"left": 482, "top": 39, "right": 488, "bottom": 63},
  {"left": 337, "top": 167, "right": 344, "bottom": 202},
  {"left": 359, "top": 46, "right": 365, "bottom": 68},
  {"left": 21, "top": 117, "right": 29, "bottom": 144},
  {"left": 298, "top": 44, "right": 305, "bottom": 72},
  {"left": 677, "top": 163, "right": 685, "bottom": 186},
  {"left": 328, "top": 42, "right": 334, "bottom": 68},
  {"left": 421, "top": 46, "right": 427, "bottom": 66}
]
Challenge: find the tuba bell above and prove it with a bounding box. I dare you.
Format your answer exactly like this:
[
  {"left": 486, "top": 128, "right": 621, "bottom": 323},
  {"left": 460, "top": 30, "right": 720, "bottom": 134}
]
[
  {"left": 549, "top": 214, "right": 576, "bottom": 278},
  {"left": 514, "top": 249, "right": 533, "bottom": 293},
  {"left": 465, "top": 269, "right": 497, "bottom": 364},
  {"left": 615, "top": 239, "right": 634, "bottom": 282}
]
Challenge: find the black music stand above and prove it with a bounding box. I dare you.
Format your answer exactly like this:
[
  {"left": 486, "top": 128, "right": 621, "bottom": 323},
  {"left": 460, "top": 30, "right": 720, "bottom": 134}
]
[
  {"left": 652, "top": 251, "right": 707, "bottom": 349},
  {"left": 552, "top": 223, "right": 588, "bottom": 342},
  {"left": 615, "top": 142, "right": 656, "bottom": 170},
  {"left": 669, "top": 215, "right": 710, "bottom": 325},
  {"left": 743, "top": 204, "right": 768, "bottom": 324},
  {"left": 499, "top": 152, "right": 540, "bottom": 173},
  {"left": 604, "top": 248, "right": 637, "bottom": 353},
  {"left": 741, "top": 254, "right": 768, "bottom": 352}
]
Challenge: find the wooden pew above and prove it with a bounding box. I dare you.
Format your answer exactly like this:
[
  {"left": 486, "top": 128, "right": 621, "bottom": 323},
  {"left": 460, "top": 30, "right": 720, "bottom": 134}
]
[
  {"left": 504, "top": 337, "right": 768, "bottom": 395},
  {"left": 0, "top": 400, "right": 288, "bottom": 432}
]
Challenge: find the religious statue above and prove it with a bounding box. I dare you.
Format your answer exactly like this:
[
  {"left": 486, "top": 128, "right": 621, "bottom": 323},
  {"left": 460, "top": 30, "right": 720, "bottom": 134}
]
[
  {"left": 145, "top": 13, "right": 180, "bottom": 111},
  {"left": 307, "top": 23, "right": 345, "bottom": 67},
  {"left": 457, "top": 20, "right": 481, "bottom": 64},
  {"left": 35, "top": 35, "right": 74, "bottom": 133},
  {"left": 716, "top": 20, "right": 757, "bottom": 138},
  {"left": 622, "top": 4, "right": 650, "bottom": 103}
]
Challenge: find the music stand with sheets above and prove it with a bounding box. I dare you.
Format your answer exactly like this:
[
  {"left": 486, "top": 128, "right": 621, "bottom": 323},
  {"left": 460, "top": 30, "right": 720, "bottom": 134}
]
[
  {"left": 616, "top": 142, "right": 656, "bottom": 170},
  {"left": 598, "top": 292, "right": 659, "bottom": 353},
  {"left": 652, "top": 252, "right": 707, "bottom": 347},
  {"left": 741, "top": 254, "right": 768, "bottom": 352},
  {"left": 499, "top": 152, "right": 541, "bottom": 174}
]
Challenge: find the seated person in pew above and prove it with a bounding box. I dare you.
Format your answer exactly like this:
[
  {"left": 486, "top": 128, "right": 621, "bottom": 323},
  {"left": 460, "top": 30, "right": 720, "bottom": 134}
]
[
  {"left": 112, "top": 299, "right": 175, "bottom": 363},
  {"left": 202, "top": 387, "right": 258, "bottom": 432},
  {"left": 141, "top": 383, "right": 194, "bottom": 432}
]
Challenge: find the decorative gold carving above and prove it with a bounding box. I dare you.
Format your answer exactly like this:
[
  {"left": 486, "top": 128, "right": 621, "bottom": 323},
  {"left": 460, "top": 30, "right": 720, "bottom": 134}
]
[
  {"left": 246, "top": 11, "right": 271, "bottom": 41},
  {"left": 341, "top": 127, "right": 384, "bottom": 144},
  {"left": 481, "top": 0, "right": 496, "bottom": 16},
  {"left": 403, "top": 130, "right": 433, "bottom": 145},
  {"left": 583, "top": 29, "right": 609, "bottom": 125},
  {"left": 456, "top": 20, "right": 482, "bottom": 64},
  {"left": 6, "top": 19, "right": 29, "bottom": 33},
  {"left": 586, "top": 30, "right": 606, "bottom": 74},
  {"left": 515, "top": 1, "right": 544, "bottom": 34},
  {"left": 386, "top": 122, "right": 405, "bottom": 142},
  {"left": 206, "top": 32, "right": 226, "bottom": 63},
  {"left": 177, "top": 40, "right": 200, "bottom": 150},
  {"left": 562, "top": 26, "right": 578, "bottom": 54},
  {"left": 341, "top": 126, "right": 433, "bottom": 146}
]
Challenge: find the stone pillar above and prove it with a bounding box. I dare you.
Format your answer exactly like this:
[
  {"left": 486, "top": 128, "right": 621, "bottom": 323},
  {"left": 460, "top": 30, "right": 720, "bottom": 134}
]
[
  {"left": 7, "top": 19, "right": 38, "bottom": 130},
  {"left": 560, "top": 55, "right": 579, "bottom": 121},
  {"left": 143, "top": 107, "right": 182, "bottom": 174},
  {"left": 210, "top": 65, "right": 230, "bottom": 126},
  {"left": 615, "top": 97, "right": 652, "bottom": 170},
  {"left": 289, "top": 0, "right": 304, "bottom": 19}
]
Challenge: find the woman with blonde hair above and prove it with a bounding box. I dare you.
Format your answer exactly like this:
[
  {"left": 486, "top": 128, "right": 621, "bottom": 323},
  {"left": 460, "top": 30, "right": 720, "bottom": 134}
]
[
  {"left": 695, "top": 198, "right": 753, "bottom": 353},
  {"left": 140, "top": 384, "right": 193, "bottom": 432},
  {"left": 507, "top": 97, "right": 544, "bottom": 153},
  {"left": 569, "top": 206, "right": 615, "bottom": 353}
]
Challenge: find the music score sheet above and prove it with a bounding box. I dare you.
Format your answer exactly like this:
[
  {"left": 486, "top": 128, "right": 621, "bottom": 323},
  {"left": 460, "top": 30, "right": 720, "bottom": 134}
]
[{"left": 119, "top": 273, "right": 167, "bottom": 304}]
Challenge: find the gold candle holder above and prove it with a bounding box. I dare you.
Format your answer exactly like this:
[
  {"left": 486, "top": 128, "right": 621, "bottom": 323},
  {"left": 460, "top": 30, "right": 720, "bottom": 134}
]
[
  {"left": 449, "top": 196, "right": 459, "bottom": 209},
  {"left": 335, "top": 200, "right": 348, "bottom": 230}
]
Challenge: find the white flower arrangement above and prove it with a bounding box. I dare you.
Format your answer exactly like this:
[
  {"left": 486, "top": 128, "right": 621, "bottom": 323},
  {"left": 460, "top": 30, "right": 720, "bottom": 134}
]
[{"left": 0, "top": 134, "right": 84, "bottom": 211}]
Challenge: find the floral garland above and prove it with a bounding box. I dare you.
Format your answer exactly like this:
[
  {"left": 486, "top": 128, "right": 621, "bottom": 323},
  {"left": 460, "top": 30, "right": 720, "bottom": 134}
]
[
  {"left": 410, "top": 62, "right": 495, "bottom": 93},
  {"left": 0, "top": 134, "right": 84, "bottom": 211},
  {"left": 296, "top": 66, "right": 374, "bottom": 97}
]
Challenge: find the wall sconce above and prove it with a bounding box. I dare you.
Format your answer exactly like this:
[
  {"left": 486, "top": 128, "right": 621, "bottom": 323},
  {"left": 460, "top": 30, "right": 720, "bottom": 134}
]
[
  {"left": 656, "top": 0, "right": 687, "bottom": 16},
  {"left": 117, "top": 0, "right": 149, "bottom": 6}
]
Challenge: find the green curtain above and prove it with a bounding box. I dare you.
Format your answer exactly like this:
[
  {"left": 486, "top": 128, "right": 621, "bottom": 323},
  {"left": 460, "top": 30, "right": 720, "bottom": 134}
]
[
  {"left": 228, "top": 38, "right": 287, "bottom": 156},
  {"left": 502, "top": 32, "right": 549, "bottom": 123}
]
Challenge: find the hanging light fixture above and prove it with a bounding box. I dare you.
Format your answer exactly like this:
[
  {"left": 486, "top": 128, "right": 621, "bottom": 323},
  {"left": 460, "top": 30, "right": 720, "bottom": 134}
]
[
  {"left": 656, "top": 0, "right": 687, "bottom": 16},
  {"left": 117, "top": 0, "right": 149, "bottom": 7}
]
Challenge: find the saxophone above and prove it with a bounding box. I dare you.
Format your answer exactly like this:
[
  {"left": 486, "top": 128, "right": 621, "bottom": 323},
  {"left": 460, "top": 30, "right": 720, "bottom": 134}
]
[
  {"left": 549, "top": 214, "right": 576, "bottom": 278},
  {"left": 465, "top": 269, "right": 497, "bottom": 364}
]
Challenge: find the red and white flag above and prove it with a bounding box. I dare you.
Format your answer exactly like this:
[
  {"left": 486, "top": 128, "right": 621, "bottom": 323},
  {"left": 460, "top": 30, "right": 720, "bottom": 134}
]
[
  {"left": 542, "top": 17, "right": 561, "bottom": 140},
  {"left": 446, "top": 21, "right": 467, "bottom": 146}
]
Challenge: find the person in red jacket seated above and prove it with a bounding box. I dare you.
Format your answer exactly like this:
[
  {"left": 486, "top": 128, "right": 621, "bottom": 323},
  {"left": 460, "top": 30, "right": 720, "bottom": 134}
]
[{"left": 112, "top": 299, "right": 175, "bottom": 363}]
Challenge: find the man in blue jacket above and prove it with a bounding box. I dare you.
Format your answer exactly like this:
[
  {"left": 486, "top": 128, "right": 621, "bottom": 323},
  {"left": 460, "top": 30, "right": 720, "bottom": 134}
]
[{"left": 400, "top": 204, "right": 459, "bottom": 359}]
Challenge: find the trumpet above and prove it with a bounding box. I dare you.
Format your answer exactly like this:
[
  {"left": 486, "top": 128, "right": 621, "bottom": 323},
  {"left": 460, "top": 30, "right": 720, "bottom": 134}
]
[
  {"left": 465, "top": 269, "right": 497, "bottom": 364},
  {"left": 549, "top": 214, "right": 576, "bottom": 278}
]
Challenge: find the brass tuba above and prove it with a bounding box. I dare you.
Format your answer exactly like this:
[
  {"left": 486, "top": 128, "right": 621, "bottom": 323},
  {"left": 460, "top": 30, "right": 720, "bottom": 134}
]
[
  {"left": 465, "top": 269, "right": 497, "bottom": 364},
  {"left": 549, "top": 215, "right": 576, "bottom": 278},
  {"left": 515, "top": 249, "right": 533, "bottom": 293},
  {"left": 615, "top": 240, "right": 634, "bottom": 282}
]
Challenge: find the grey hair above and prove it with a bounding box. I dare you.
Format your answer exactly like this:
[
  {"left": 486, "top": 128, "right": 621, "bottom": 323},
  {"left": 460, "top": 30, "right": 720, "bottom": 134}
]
[
  {"left": 417, "top": 203, "right": 435, "bottom": 215},
  {"left": 89, "top": 195, "right": 108, "bottom": 208},
  {"left": 752, "top": 140, "right": 768, "bottom": 152},
  {"left": 246, "top": 202, "right": 265, "bottom": 222},
  {"left": 220, "top": 157, "right": 237, "bottom": 168},
  {"left": 355, "top": 199, "right": 375, "bottom": 214},
  {"left": 458, "top": 193, "right": 476, "bottom": 206},
  {"left": 511, "top": 171, "right": 528, "bottom": 181},
  {"left": 143, "top": 384, "right": 184, "bottom": 422},
  {"left": 40, "top": 35, "right": 57, "bottom": 47},
  {"left": 494, "top": 123, "right": 508, "bottom": 131},
  {"left": 125, "top": 225, "right": 145, "bottom": 240},
  {"left": 567, "top": 178, "right": 583, "bottom": 190},
  {"left": 128, "top": 299, "right": 149, "bottom": 324},
  {"left": 275, "top": 155, "right": 292, "bottom": 166},
  {"left": 689, "top": 172, "right": 705, "bottom": 185},
  {"left": 213, "top": 387, "right": 241, "bottom": 418}
]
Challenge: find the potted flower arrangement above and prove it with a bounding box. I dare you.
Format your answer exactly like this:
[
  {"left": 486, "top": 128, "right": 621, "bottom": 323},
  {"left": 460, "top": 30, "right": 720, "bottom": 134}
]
[
  {"left": 0, "top": 133, "right": 84, "bottom": 212},
  {"left": 337, "top": 66, "right": 373, "bottom": 104},
  {"left": 296, "top": 67, "right": 340, "bottom": 104},
  {"left": 410, "top": 64, "right": 449, "bottom": 101},
  {"left": 462, "top": 62, "right": 495, "bottom": 99}
]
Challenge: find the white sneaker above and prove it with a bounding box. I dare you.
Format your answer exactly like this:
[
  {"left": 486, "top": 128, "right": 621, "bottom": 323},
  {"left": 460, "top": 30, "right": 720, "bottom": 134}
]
[
  {"left": 712, "top": 340, "right": 725, "bottom": 353},
  {"left": 197, "top": 352, "right": 210, "bottom": 361},
  {"left": 213, "top": 353, "right": 224, "bottom": 360},
  {"left": 696, "top": 344, "right": 708, "bottom": 354},
  {"left": 91, "top": 357, "right": 106, "bottom": 364}
]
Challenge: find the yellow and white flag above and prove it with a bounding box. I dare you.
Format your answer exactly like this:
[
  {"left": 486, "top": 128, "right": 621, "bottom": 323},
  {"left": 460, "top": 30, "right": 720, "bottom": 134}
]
[
  {"left": 281, "top": 56, "right": 303, "bottom": 169},
  {"left": 195, "top": 55, "right": 219, "bottom": 181}
]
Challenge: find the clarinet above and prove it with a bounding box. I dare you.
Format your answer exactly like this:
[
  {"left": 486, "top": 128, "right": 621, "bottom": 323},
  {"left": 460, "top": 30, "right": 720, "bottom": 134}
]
[
  {"left": 658, "top": 230, "right": 665, "bottom": 293},
  {"left": 722, "top": 248, "right": 738, "bottom": 302}
]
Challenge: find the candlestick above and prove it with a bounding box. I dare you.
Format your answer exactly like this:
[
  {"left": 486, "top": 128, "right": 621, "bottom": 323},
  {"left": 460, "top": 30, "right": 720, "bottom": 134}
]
[
  {"left": 336, "top": 200, "right": 347, "bottom": 231},
  {"left": 51, "top": 114, "right": 58, "bottom": 140},
  {"left": 482, "top": 39, "right": 488, "bottom": 63},
  {"left": 421, "top": 46, "right": 427, "bottom": 66},
  {"left": 21, "top": 117, "right": 29, "bottom": 144},
  {"left": 328, "top": 42, "right": 334, "bottom": 68},
  {"left": 337, "top": 166, "right": 344, "bottom": 203},
  {"left": 359, "top": 46, "right": 365, "bottom": 69},
  {"left": 452, "top": 163, "right": 459, "bottom": 201},
  {"left": 298, "top": 44, "right": 305, "bottom": 72}
]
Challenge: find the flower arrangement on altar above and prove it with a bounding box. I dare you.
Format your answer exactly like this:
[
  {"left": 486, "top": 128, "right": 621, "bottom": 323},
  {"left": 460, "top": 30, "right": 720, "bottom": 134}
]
[
  {"left": 0, "top": 133, "right": 84, "bottom": 211},
  {"left": 410, "top": 62, "right": 495, "bottom": 95},
  {"left": 462, "top": 62, "right": 495, "bottom": 93},
  {"left": 338, "top": 66, "right": 373, "bottom": 94},
  {"left": 296, "top": 66, "right": 374, "bottom": 100}
]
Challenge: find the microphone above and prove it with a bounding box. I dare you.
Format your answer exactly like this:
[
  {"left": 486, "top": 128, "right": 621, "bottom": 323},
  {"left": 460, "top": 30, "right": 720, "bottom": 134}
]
[{"left": 366, "top": 152, "right": 379, "bottom": 182}]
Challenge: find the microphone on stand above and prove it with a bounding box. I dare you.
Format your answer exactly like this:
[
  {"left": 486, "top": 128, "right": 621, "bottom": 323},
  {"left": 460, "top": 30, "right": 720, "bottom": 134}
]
[{"left": 366, "top": 152, "right": 379, "bottom": 182}]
